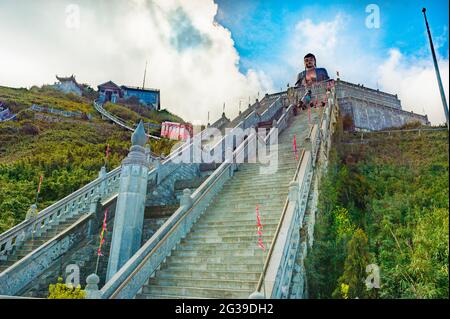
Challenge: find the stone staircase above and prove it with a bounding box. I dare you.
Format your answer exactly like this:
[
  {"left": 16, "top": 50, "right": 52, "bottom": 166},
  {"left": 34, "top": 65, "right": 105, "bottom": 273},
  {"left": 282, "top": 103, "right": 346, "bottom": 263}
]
[
  {"left": 18, "top": 205, "right": 174, "bottom": 298},
  {"left": 0, "top": 215, "right": 83, "bottom": 273},
  {"left": 19, "top": 218, "right": 115, "bottom": 298},
  {"left": 135, "top": 108, "right": 318, "bottom": 299}
]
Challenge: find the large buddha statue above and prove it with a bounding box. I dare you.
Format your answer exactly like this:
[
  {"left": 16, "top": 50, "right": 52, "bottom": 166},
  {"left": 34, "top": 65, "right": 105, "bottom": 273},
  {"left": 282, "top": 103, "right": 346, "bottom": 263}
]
[{"left": 295, "top": 53, "right": 330, "bottom": 87}]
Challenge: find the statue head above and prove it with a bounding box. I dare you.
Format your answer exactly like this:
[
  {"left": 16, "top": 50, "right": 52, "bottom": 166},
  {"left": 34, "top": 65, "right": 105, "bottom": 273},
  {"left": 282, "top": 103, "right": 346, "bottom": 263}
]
[{"left": 304, "top": 53, "right": 316, "bottom": 70}]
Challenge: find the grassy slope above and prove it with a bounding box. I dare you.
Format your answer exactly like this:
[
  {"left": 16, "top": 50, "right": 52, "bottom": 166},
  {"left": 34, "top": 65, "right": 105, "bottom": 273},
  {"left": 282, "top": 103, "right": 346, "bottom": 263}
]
[
  {"left": 306, "top": 125, "right": 449, "bottom": 299},
  {"left": 103, "top": 102, "right": 185, "bottom": 135},
  {"left": 0, "top": 86, "right": 179, "bottom": 232}
]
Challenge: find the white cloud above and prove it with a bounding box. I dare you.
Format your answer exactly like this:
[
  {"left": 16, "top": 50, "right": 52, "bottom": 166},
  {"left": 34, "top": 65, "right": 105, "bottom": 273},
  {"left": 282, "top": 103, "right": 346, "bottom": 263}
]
[
  {"left": 0, "top": 2, "right": 447, "bottom": 125},
  {"left": 0, "top": 0, "right": 272, "bottom": 123},
  {"left": 377, "top": 49, "right": 449, "bottom": 125}
]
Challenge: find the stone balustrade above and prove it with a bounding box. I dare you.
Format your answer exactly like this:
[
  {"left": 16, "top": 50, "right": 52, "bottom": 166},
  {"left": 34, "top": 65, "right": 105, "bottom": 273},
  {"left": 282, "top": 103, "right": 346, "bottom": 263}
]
[
  {"left": 0, "top": 167, "right": 121, "bottom": 261},
  {"left": 99, "top": 132, "right": 259, "bottom": 299},
  {"left": 251, "top": 84, "right": 336, "bottom": 299},
  {"left": 97, "top": 97, "right": 289, "bottom": 299}
]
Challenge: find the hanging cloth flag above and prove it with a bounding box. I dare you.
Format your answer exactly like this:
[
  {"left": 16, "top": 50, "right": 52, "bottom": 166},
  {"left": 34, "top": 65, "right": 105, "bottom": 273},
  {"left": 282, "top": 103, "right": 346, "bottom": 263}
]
[
  {"left": 293, "top": 134, "right": 299, "bottom": 161},
  {"left": 37, "top": 174, "right": 43, "bottom": 194},
  {"left": 256, "top": 205, "right": 266, "bottom": 252},
  {"left": 105, "top": 144, "right": 110, "bottom": 160},
  {"left": 97, "top": 209, "right": 108, "bottom": 256},
  {"left": 35, "top": 174, "right": 44, "bottom": 206},
  {"left": 104, "top": 143, "right": 110, "bottom": 166}
]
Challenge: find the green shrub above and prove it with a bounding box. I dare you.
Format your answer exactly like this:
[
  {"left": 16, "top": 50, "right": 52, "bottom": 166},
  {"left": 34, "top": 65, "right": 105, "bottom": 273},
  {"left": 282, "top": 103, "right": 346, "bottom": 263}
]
[{"left": 48, "top": 277, "right": 86, "bottom": 299}]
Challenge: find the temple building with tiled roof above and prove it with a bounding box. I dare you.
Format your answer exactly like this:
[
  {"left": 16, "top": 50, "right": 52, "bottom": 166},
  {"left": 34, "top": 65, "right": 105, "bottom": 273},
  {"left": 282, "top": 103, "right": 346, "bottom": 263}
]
[{"left": 53, "top": 75, "right": 84, "bottom": 96}]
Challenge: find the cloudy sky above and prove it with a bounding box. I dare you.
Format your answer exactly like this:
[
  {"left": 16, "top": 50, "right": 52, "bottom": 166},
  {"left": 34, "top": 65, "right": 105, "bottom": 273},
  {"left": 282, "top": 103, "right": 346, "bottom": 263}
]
[{"left": 0, "top": 0, "right": 448, "bottom": 124}]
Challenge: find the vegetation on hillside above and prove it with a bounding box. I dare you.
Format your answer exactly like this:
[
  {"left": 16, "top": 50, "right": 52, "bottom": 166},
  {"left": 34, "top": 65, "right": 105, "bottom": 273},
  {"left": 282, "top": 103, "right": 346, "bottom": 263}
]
[
  {"left": 0, "top": 85, "right": 94, "bottom": 114},
  {"left": 103, "top": 102, "right": 185, "bottom": 135},
  {"left": 0, "top": 86, "right": 179, "bottom": 233},
  {"left": 306, "top": 126, "right": 449, "bottom": 299}
]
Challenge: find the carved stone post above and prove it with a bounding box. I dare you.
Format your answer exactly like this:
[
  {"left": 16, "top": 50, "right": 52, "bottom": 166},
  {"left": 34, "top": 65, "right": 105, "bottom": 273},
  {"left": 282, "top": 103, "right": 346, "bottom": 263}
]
[
  {"left": 249, "top": 291, "right": 265, "bottom": 299},
  {"left": 145, "top": 144, "right": 152, "bottom": 164},
  {"left": 98, "top": 166, "right": 107, "bottom": 198},
  {"left": 85, "top": 273, "right": 101, "bottom": 299},
  {"left": 180, "top": 189, "right": 192, "bottom": 209},
  {"left": 272, "top": 119, "right": 278, "bottom": 129},
  {"left": 25, "top": 204, "right": 38, "bottom": 220},
  {"left": 288, "top": 181, "right": 299, "bottom": 202},
  {"left": 106, "top": 121, "right": 149, "bottom": 281}
]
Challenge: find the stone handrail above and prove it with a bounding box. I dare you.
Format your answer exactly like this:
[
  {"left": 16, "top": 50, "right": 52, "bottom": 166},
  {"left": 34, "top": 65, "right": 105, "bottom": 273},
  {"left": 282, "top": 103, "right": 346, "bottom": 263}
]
[
  {"left": 100, "top": 132, "right": 259, "bottom": 299},
  {"left": 94, "top": 101, "right": 161, "bottom": 140},
  {"left": 253, "top": 85, "right": 336, "bottom": 298},
  {"left": 0, "top": 93, "right": 283, "bottom": 267},
  {"left": 0, "top": 167, "right": 121, "bottom": 260},
  {"left": 164, "top": 97, "right": 283, "bottom": 166},
  {"left": 0, "top": 212, "right": 94, "bottom": 296},
  {"left": 100, "top": 98, "right": 288, "bottom": 299}
]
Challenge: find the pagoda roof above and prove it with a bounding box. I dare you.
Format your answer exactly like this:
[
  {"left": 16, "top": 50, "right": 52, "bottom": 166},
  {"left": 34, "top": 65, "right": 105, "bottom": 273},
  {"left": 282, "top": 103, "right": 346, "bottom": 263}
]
[
  {"left": 56, "top": 75, "right": 83, "bottom": 90},
  {"left": 98, "top": 81, "right": 122, "bottom": 90}
]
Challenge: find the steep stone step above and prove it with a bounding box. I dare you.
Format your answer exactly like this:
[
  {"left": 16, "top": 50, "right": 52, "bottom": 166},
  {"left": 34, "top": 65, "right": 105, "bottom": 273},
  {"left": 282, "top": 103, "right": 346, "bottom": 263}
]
[
  {"left": 172, "top": 247, "right": 267, "bottom": 257},
  {"left": 135, "top": 293, "right": 210, "bottom": 299},
  {"left": 195, "top": 218, "right": 280, "bottom": 227},
  {"left": 156, "top": 269, "right": 262, "bottom": 281},
  {"left": 165, "top": 255, "right": 267, "bottom": 265},
  {"left": 148, "top": 277, "right": 258, "bottom": 290},
  {"left": 185, "top": 235, "right": 274, "bottom": 244},
  {"left": 189, "top": 228, "right": 275, "bottom": 237},
  {"left": 137, "top": 112, "right": 312, "bottom": 299},
  {"left": 140, "top": 285, "right": 252, "bottom": 299},
  {"left": 177, "top": 241, "right": 272, "bottom": 251},
  {"left": 199, "top": 215, "right": 281, "bottom": 224},
  {"left": 162, "top": 261, "right": 264, "bottom": 272},
  {"left": 193, "top": 222, "right": 278, "bottom": 232}
]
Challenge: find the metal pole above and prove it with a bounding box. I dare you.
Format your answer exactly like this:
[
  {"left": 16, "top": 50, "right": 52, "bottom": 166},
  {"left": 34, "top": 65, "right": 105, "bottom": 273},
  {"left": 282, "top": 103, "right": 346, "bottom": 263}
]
[
  {"left": 422, "top": 8, "right": 449, "bottom": 128},
  {"left": 262, "top": 248, "right": 266, "bottom": 298},
  {"left": 95, "top": 254, "right": 100, "bottom": 275}
]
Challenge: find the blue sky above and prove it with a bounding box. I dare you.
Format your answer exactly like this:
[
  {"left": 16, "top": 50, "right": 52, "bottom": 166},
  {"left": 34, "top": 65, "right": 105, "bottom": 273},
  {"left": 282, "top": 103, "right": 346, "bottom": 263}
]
[
  {"left": 0, "top": 0, "right": 448, "bottom": 124},
  {"left": 215, "top": 0, "right": 449, "bottom": 75},
  {"left": 212, "top": 0, "right": 449, "bottom": 124}
]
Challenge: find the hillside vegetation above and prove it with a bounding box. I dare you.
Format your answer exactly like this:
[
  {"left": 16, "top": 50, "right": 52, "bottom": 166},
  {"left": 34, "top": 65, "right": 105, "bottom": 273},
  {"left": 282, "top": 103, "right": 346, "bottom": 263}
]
[
  {"left": 0, "top": 85, "right": 94, "bottom": 114},
  {"left": 103, "top": 102, "right": 185, "bottom": 135},
  {"left": 307, "top": 126, "right": 449, "bottom": 299},
  {"left": 0, "top": 86, "right": 179, "bottom": 233}
]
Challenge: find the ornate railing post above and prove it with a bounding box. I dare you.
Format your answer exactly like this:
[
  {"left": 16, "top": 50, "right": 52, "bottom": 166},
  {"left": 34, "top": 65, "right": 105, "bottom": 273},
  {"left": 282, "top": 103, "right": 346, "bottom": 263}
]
[
  {"left": 25, "top": 204, "right": 38, "bottom": 221},
  {"left": 98, "top": 166, "right": 107, "bottom": 199},
  {"left": 85, "top": 273, "right": 101, "bottom": 299},
  {"left": 288, "top": 181, "right": 299, "bottom": 203},
  {"left": 106, "top": 121, "right": 150, "bottom": 281},
  {"left": 180, "top": 189, "right": 192, "bottom": 209}
]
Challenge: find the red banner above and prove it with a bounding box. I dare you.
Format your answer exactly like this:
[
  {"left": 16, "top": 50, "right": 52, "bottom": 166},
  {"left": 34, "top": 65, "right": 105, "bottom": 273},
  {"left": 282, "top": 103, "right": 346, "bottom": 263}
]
[
  {"left": 256, "top": 205, "right": 266, "bottom": 252},
  {"left": 37, "top": 174, "right": 43, "bottom": 194},
  {"left": 97, "top": 209, "right": 108, "bottom": 256},
  {"left": 105, "top": 144, "right": 110, "bottom": 160},
  {"left": 293, "top": 135, "right": 299, "bottom": 161}
]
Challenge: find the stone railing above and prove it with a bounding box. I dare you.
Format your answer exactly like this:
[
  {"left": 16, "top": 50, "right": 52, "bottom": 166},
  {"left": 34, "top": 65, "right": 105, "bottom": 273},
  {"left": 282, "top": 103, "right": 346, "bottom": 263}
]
[
  {"left": 98, "top": 98, "right": 288, "bottom": 299},
  {"left": 251, "top": 85, "right": 336, "bottom": 299},
  {"left": 99, "top": 132, "right": 258, "bottom": 298},
  {"left": 0, "top": 95, "right": 284, "bottom": 280},
  {"left": 94, "top": 101, "right": 161, "bottom": 140},
  {"left": 0, "top": 167, "right": 121, "bottom": 262},
  {"left": 30, "top": 104, "right": 89, "bottom": 119},
  {"left": 0, "top": 212, "right": 95, "bottom": 296}
]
